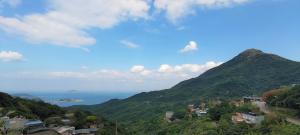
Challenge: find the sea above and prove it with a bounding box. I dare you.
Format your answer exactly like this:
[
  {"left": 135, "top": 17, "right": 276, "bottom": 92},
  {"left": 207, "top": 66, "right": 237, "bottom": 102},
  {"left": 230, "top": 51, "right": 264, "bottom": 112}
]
[{"left": 12, "top": 91, "right": 135, "bottom": 107}]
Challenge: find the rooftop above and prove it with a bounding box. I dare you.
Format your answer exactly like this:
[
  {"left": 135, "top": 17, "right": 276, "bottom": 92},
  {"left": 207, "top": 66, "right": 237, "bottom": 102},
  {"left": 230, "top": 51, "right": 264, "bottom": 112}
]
[{"left": 25, "top": 120, "right": 43, "bottom": 126}]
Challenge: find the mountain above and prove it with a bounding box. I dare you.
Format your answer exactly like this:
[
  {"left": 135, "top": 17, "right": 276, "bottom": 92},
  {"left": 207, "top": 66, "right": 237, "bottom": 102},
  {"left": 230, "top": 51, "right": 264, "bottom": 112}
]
[
  {"left": 73, "top": 49, "right": 300, "bottom": 132},
  {"left": 170, "top": 49, "right": 300, "bottom": 98},
  {"left": 0, "top": 92, "right": 64, "bottom": 120}
]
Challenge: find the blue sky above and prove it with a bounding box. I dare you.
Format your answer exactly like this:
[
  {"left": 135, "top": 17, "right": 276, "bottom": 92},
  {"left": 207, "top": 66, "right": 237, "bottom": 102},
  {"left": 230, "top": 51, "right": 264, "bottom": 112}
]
[{"left": 0, "top": 0, "right": 299, "bottom": 93}]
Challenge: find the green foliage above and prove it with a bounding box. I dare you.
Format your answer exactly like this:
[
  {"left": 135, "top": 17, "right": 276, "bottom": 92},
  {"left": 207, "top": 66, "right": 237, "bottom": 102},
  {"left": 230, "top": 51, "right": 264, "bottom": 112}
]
[
  {"left": 269, "top": 123, "right": 300, "bottom": 135},
  {"left": 44, "top": 117, "right": 64, "bottom": 126},
  {"left": 86, "top": 115, "right": 98, "bottom": 123},
  {"left": 127, "top": 117, "right": 218, "bottom": 135},
  {"left": 0, "top": 92, "right": 65, "bottom": 120},
  {"left": 208, "top": 102, "right": 235, "bottom": 121},
  {"left": 266, "top": 85, "right": 300, "bottom": 117}
]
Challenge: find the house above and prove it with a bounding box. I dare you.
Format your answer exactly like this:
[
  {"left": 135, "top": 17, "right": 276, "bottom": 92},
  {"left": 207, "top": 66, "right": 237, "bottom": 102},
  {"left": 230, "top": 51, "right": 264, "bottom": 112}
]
[
  {"left": 232, "top": 113, "right": 245, "bottom": 123},
  {"left": 89, "top": 124, "right": 98, "bottom": 129},
  {"left": 165, "top": 111, "right": 174, "bottom": 119},
  {"left": 232, "top": 112, "right": 264, "bottom": 124},
  {"left": 23, "top": 120, "right": 45, "bottom": 134},
  {"left": 165, "top": 111, "right": 174, "bottom": 122},
  {"left": 74, "top": 129, "right": 91, "bottom": 135},
  {"left": 241, "top": 112, "right": 264, "bottom": 124},
  {"left": 54, "top": 126, "right": 75, "bottom": 135},
  {"left": 0, "top": 116, "right": 9, "bottom": 123},
  {"left": 3, "top": 117, "right": 27, "bottom": 131},
  {"left": 188, "top": 104, "right": 195, "bottom": 111},
  {"left": 187, "top": 103, "right": 208, "bottom": 117},
  {"left": 243, "top": 96, "right": 261, "bottom": 103},
  {"left": 195, "top": 108, "right": 208, "bottom": 117},
  {"left": 74, "top": 128, "right": 98, "bottom": 135},
  {"left": 2, "top": 116, "right": 47, "bottom": 135},
  {"left": 61, "top": 119, "right": 72, "bottom": 125}
]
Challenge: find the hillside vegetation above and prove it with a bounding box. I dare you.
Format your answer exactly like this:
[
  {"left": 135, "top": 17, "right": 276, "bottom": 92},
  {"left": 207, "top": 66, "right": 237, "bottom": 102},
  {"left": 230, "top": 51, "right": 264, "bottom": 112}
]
[
  {"left": 263, "top": 85, "right": 300, "bottom": 118},
  {"left": 74, "top": 49, "right": 300, "bottom": 134},
  {"left": 127, "top": 102, "right": 300, "bottom": 135},
  {"left": 0, "top": 92, "right": 64, "bottom": 120}
]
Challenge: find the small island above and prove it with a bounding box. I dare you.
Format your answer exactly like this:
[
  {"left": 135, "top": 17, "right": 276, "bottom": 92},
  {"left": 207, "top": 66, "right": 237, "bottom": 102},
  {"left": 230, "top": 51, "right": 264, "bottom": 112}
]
[{"left": 56, "top": 98, "right": 83, "bottom": 103}]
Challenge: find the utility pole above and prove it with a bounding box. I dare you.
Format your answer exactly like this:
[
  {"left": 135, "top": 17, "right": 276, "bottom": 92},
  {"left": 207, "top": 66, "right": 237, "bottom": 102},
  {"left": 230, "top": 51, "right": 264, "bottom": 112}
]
[{"left": 115, "top": 120, "right": 118, "bottom": 135}]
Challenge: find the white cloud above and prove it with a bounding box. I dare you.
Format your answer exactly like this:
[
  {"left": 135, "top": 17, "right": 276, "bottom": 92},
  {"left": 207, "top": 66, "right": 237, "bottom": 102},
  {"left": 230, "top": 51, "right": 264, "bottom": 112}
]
[
  {"left": 0, "top": 0, "right": 150, "bottom": 48},
  {"left": 131, "top": 65, "right": 145, "bottom": 73},
  {"left": 158, "top": 61, "right": 222, "bottom": 74},
  {"left": 130, "top": 65, "right": 151, "bottom": 76},
  {"left": 49, "top": 61, "right": 222, "bottom": 80},
  {"left": 0, "top": 51, "right": 23, "bottom": 62},
  {"left": 158, "top": 64, "right": 174, "bottom": 73},
  {"left": 0, "top": 16, "right": 96, "bottom": 48},
  {"left": 154, "top": 0, "right": 250, "bottom": 23},
  {"left": 1, "top": 61, "right": 222, "bottom": 91},
  {"left": 179, "top": 41, "right": 198, "bottom": 53},
  {"left": 0, "top": 0, "right": 250, "bottom": 48},
  {"left": 0, "top": 0, "right": 22, "bottom": 8},
  {"left": 120, "top": 40, "right": 139, "bottom": 48}
]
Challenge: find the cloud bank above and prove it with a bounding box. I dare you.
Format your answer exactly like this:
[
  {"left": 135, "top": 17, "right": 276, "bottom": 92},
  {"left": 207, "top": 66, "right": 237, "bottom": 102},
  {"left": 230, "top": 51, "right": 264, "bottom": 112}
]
[
  {"left": 0, "top": 0, "right": 250, "bottom": 49},
  {"left": 154, "top": 0, "right": 249, "bottom": 23},
  {"left": 0, "top": 61, "right": 222, "bottom": 91},
  {"left": 0, "top": 0, "right": 150, "bottom": 48}
]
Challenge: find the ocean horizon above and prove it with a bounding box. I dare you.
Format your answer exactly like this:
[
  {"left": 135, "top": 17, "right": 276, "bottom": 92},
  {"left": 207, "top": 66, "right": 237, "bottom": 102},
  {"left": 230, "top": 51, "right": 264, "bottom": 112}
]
[{"left": 10, "top": 91, "right": 136, "bottom": 107}]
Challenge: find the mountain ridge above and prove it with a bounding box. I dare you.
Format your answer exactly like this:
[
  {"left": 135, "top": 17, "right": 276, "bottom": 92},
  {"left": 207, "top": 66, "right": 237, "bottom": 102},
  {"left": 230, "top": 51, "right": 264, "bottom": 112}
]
[{"left": 73, "top": 48, "right": 300, "bottom": 131}]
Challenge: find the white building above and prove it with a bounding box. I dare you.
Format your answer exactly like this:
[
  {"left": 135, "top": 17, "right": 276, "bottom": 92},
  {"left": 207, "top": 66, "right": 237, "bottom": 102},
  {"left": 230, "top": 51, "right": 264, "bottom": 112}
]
[
  {"left": 195, "top": 108, "right": 208, "bottom": 117},
  {"left": 241, "top": 112, "right": 264, "bottom": 124},
  {"left": 54, "top": 126, "right": 75, "bottom": 135},
  {"left": 165, "top": 111, "right": 174, "bottom": 119}
]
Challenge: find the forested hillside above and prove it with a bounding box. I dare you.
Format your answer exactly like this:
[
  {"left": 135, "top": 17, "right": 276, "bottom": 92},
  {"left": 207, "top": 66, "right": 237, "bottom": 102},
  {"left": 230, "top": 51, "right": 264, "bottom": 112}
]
[{"left": 74, "top": 49, "right": 300, "bottom": 134}]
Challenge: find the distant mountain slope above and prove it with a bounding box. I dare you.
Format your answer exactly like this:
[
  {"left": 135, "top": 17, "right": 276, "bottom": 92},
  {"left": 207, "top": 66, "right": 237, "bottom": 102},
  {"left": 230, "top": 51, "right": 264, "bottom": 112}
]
[
  {"left": 12, "top": 93, "right": 42, "bottom": 101},
  {"left": 0, "top": 92, "right": 64, "bottom": 119},
  {"left": 74, "top": 49, "right": 300, "bottom": 127}
]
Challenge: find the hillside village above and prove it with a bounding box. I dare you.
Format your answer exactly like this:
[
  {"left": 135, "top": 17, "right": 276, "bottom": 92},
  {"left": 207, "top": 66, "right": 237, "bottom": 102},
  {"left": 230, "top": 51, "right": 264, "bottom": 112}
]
[
  {"left": 0, "top": 92, "right": 119, "bottom": 135},
  {"left": 0, "top": 112, "right": 101, "bottom": 135},
  {"left": 165, "top": 93, "right": 300, "bottom": 128},
  {"left": 165, "top": 96, "right": 265, "bottom": 124},
  {"left": 1, "top": 86, "right": 300, "bottom": 135}
]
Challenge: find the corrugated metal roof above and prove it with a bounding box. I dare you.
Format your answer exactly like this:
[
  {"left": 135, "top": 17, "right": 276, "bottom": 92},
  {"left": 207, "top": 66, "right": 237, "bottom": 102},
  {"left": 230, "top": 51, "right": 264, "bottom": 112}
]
[{"left": 25, "top": 120, "right": 43, "bottom": 126}]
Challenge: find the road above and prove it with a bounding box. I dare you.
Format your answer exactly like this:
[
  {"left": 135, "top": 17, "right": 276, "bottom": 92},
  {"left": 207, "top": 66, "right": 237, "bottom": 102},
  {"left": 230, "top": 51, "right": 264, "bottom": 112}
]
[{"left": 253, "top": 101, "right": 300, "bottom": 126}]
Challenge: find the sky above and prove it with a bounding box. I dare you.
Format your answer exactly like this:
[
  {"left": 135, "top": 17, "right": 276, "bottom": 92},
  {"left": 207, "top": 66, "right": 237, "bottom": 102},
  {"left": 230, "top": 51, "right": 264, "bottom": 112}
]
[{"left": 0, "top": 0, "right": 299, "bottom": 93}]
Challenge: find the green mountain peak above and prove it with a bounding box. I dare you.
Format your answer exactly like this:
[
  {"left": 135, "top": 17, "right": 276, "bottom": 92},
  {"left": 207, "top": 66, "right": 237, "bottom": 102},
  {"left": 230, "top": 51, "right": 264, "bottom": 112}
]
[{"left": 74, "top": 49, "right": 300, "bottom": 134}]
